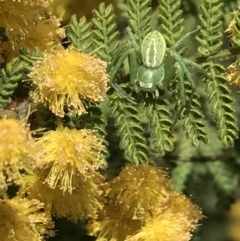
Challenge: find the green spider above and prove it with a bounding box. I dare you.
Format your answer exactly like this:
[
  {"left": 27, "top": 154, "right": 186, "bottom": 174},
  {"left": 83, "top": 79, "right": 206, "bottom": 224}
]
[{"left": 108, "top": 26, "right": 207, "bottom": 107}]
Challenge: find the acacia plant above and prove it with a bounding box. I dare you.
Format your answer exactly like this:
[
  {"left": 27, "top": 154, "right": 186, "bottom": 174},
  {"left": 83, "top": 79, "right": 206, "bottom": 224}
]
[{"left": 1, "top": 0, "right": 240, "bottom": 241}]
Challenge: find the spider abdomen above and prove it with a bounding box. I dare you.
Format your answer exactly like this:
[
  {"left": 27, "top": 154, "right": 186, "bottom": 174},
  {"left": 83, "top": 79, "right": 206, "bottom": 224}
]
[{"left": 141, "top": 30, "right": 166, "bottom": 68}]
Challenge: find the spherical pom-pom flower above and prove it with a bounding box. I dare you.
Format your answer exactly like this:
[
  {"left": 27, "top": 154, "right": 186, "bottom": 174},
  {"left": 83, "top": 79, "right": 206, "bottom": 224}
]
[
  {"left": 126, "top": 211, "right": 193, "bottom": 241},
  {"left": 5, "top": 15, "right": 65, "bottom": 61},
  {"left": 0, "top": 0, "right": 51, "bottom": 47},
  {"left": 23, "top": 16, "right": 65, "bottom": 51},
  {"left": 126, "top": 192, "right": 203, "bottom": 241},
  {"left": 29, "top": 48, "right": 109, "bottom": 117},
  {"left": 0, "top": 118, "right": 37, "bottom": 190},
  {"left": 0, "top": 197, "right": 54, "bottom": 241},
  {"left": 36, "top": 127, "right": 107, "bottom": 193},
  {"left": 19, "top": 170, "right": 105, "bottom": 222},
  {"left": 106, "top": 164, "right": 173, "bottom": 220}
]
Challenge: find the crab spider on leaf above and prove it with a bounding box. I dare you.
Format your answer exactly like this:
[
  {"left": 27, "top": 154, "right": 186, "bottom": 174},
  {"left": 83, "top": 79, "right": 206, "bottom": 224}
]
[{"left": 108, "top": 26, "right": 207, "bottom": 108}]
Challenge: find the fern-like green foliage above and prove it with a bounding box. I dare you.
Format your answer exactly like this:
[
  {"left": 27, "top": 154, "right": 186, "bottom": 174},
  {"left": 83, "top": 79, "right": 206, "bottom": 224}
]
[
  {"left": 197, "top": 0, "right": 223, "bottom": 57},
  {"left": 197, "top": 0, "right": 238, "bottom": 148},
  {"left": 158, "top": 0, "right": 184, "bottom": 46},
  {"left": 66, "top": 15, "right": 93, "bottom": 53},
  {"left": 109, "top": 91, "right": 149, "bottom": 164},
  {"left": 127, "top": 0, "right": 152, "bottom": 42},
  {"left": 180, "top": 84, "right": 208, "bottom": 146},
  {"left": 144, "top": 99, "right": 174, "bottom": 156},
  {"left": 91, "top": 3, "right": 119, "bottom": 62},
  {"left": 0, "top": 58, "right": 25, "bottom": 107},
  {"left": 19, "top": 47, "right": 43, "bottom": 71},
  {"left": 158, "top": 0, "right": 208, "bottom": 147}
]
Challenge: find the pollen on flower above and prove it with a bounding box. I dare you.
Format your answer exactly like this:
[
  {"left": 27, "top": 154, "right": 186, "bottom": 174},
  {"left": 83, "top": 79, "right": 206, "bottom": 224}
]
[
  {"left": 29, "top": 48, "right": 109, "bottom": 117},
  {"left": 36, "top": 127, "right": 107, "bottom": 193},
  {"left": 0, "top": 118, "right": 37, "bottom": 190},
  {"left": 106, "top": 163, "right": 173, "bottom": 220},
  {"left": 0, "top": 197, "right": 54, "bottom": 241}
]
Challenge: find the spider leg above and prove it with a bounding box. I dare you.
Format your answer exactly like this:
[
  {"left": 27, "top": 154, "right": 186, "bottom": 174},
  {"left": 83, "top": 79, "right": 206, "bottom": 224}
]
[
  {"left": 172, "top": 62, "right": 185, "bottom": 124},
  {"left": 108, "top": 44, "right": 130, "bottom": 78},
  {"left": 171, "top": 26, "right": 201, "bottom": 51},
  {"left": 126, "top": 27, "right": 142, "bottom": 85},
  {"left": 170, "top": 51, "right": 196, "bottom": 91},
  {"left": 171, "top": 51, "right": 197, "bottom": 124},
  {"left": 175, "top": 62, "right": 186, "bottom": 106},
  {"left": 126, "top": 27, "right": 141, "bottom": 59},
  {"left": 182, "top": 58, "right": 210, "bottom": 80},
  {"left": 108, "top": 44, "right": 138, "bottom": 105},
  {"left": 129, "top": 49, "right": 140, "bottom": 85},
  {"left": 110, "top": 82, "right": 138, "bottom": 105}
]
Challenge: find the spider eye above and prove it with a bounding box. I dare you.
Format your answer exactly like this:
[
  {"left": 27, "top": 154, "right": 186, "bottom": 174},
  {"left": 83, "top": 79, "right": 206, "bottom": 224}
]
[{"left": 141, "top": 30, "right": 166, "bottom": 68}]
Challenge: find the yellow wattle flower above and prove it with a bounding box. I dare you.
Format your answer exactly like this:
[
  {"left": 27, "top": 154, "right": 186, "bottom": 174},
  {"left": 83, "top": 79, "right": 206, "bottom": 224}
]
[
  {"left": 0, "top": 0, "right": 52, "bottom": 47},
  {"left": 29, "top": 48, "right": 109, "bottom": 117},
  {"left": 88, "top": 165, "right": 203, "bottom": 241},
  {"left": 126, "top": 193, "right": 202, "bottom": 241},
  {"left": 5, "top": 15, "right": 65, "bottom": 62},
  {"left": 36, "top": 127, "right": 107, "bottom": 193},
  {"left": 126, "top": 211, "right": 192, "bottom": 241},
  {"left": 0, "top": 197, "right": 54, "bottom": 241},
  {"left": 106, "top": 163, "right": 173, "bottom": 220},
  {"left": 0, "top": 118, "right": 37, "bottom": 190},
  {"left": 19, "top": 170, "right": 105, "bottom": 222}
]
